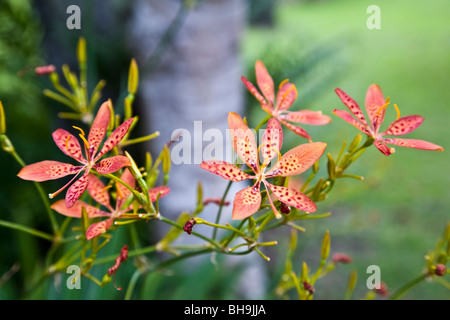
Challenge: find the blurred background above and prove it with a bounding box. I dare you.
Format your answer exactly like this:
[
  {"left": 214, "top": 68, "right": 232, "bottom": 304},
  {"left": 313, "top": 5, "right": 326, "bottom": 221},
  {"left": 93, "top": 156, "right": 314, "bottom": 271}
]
[{"left": 0, "top": 0, "right": 449, "bottom": 299}]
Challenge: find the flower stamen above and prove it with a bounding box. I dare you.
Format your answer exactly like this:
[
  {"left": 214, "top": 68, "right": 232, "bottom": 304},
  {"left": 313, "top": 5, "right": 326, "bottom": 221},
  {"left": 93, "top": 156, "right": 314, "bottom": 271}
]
[
  {"left": 72, "top": 126, "right": 90, "bottom": 150},
  {"left": 376, "top": 97, "right": 390, "bottom": 116},
  {"left": 393, "top": 103, "right": 401, "bottom": 120}
]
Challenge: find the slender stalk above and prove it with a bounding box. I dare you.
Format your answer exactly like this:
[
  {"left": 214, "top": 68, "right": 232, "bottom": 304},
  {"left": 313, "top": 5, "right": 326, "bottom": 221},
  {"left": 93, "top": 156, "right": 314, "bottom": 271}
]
[
  {"left": 212, "top": 180, "right": 233, "bottom": 240},
  {"left": 389, "top": 273, "right": 428, "bottom": 300},
  {"left": 0, "top": 219, "right": 53, "bottom": 241}
]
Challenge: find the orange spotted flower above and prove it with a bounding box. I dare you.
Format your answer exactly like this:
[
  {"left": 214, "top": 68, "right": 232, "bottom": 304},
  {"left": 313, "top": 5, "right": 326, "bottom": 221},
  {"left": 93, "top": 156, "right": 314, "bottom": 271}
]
[
  {"left": 200, "top": 112, "right": 326, "bottom": 220},
  {"left": 51, "top": 169, "right": 170, "bottom": 240},
  {"left": 241, "top": 60, "right": 332, "bottom": 140},
  {"left": 18, "top": 101, "right": 134, "bottom": 208},
  {"left": 333, "top": 84, "right": 444, "bottom": 156}
]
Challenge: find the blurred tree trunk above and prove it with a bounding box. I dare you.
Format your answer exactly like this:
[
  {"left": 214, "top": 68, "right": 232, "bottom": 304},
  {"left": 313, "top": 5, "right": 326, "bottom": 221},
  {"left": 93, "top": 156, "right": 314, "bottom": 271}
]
[{"left": 127, "top": 0, "right": 246, "bottom": 221}]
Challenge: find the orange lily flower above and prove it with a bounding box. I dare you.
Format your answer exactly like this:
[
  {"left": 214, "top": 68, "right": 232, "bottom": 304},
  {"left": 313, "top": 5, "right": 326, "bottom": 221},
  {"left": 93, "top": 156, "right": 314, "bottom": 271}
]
[
  {"left": 18, "top": 101, "right": 134, "bottom": 208},
  {"left": 200, "top": 112, "right": 326, "bottom": 220},
  {"left": 333, "top": 84, "right": 444, "bottom": 155},
  {"left": 241, "top": 60, "right": 332, "bottom": 140}
]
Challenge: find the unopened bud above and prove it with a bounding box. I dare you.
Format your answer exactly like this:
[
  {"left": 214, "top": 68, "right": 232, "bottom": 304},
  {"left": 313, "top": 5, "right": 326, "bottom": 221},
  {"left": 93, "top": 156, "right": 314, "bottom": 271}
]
[
  {"left": 35, "top": 64, "right": 56, "bottom": 76},
  {"left": 332, "top": 252, "right": 353, "bottom": 264},
  {"left": 0, "top": 101, "right": 6, "bottom": 134},
  {"left": 374, "top": 282, "right": 389, "bottom": 297},
  {"left": 321, "top": 230, "right": 330, "bottom": 260},
  {"left": 280, "top": 202, "right": 291, "bottom": 214},
  {"left": 183, "top": 218, "right": 196, "bottom": 235},
  {"left": 303, "top": 281, "right": 315, "bottom": 294},
  {"left": 435, "top": 264, "right": 446, "bottom": 276},
  {"left": 127, "top": 58, "right": 139, "bottom": 95}
]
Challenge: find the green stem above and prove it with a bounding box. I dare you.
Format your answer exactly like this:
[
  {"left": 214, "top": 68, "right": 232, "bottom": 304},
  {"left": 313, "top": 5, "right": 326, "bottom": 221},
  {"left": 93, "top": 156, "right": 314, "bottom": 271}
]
[
  {"left": 212, "top": 180, "right": 233, "bottom": 240},
  {"left": 254, "top": 114, "right": 271, "bottom": 132},
  {"left": 389, "top": 273, "right": 428, "bottom": 300},
  {"left": 0, "top": 219, "right": 53, "bottom": 241}
]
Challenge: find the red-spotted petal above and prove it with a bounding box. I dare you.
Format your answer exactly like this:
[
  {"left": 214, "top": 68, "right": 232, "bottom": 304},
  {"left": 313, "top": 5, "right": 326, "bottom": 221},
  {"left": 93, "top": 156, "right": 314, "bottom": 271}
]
[
  {"left": 65, "top": 172, "right": 89, "bottom": 208},
  {"left": 383, "top": 138, "right": 444, "bottom": 152},
  {"left": 94, "top": 155, "right": 131, "bottom": 174},
  {"left": 280, "top": 110, "right": 332, "bottom": 125},
  {"left": 241, "top": 76, "right": 268, "bottom": 107},
  {"left": 332, "top": 109, "right": 371, "bottom": 135},
  {"left": 116, "top": 168, "right": 136, "bottom": 209},
  {"left": 95, "top": 118, "right": 135, "bottom": 160},
  {"left": 373, "top": 139, "right": 393, "bottom": 155},
  {"left": 267, "top": 142, "right": 327, "bottom": 177},
  {"left": 275, "top": 82, "right": 297, "bottom": 112},
  {"left": 335, "top": 88, "right": 370, "bottom": 128},
  {"left": 51, "top": 199, "right": 110, "bottom": 218},
  {"left": 88, "top": 101, "right": 111, "bottom": 155},
  {"left": 86, "top": 218, "right": 114, "bottom": 240},
  {"left": 381, "top": 115, "right": 424, "bottom": 136},
  {"left": 228, "top": 112, "right": 259, "bottom": 172},
  {"left": 148, "top": 186, "right": 170, "bottom": 203},
  {"left": 261, "top": 117, "right": 283, "bottom": 164},
  {"left": 17, "top": 161, "right": 81, "bottom": 182},
  {"left": 200, "top": 160, "right": 253, "bottom": 182},
  {"left": 365, "top": 84, "right": 386, "bottom": 129},
  {"left": 52, "top": 129, "right": 86, "bottom": 163},
  {"left": 278, "top": 118, "right": 311, "bottom": 140},
  {"left": 232, "top": 185, "right": 261, "bottom": 220},
  {"left": 255, "top": 60, "right": 275, "bottom": 106},
  {"left": 266, "top": 183, "right": 317, "bottom": 213},
  {"left": 87, "top": 174, "right": 112, "bottom": 210}
]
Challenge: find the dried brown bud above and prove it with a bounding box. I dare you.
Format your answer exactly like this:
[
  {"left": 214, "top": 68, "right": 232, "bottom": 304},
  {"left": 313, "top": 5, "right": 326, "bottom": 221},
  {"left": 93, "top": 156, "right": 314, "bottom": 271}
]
[
  {"left": 183, "top": 218, "right": 196, "bottom": 235},
  {"left": 303, "top": 281, "right": 315, "bottom": 294},
  {"left": 280, "top": 202, "right": 291, "bottom": 214}
]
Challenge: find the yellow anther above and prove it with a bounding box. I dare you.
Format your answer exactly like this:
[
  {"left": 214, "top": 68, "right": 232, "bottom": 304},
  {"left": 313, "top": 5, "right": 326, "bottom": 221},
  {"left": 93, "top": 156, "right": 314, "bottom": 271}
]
[
  {"left": 278, "top": 79, "right": 290, "bottom": 89},
  {"left": 72, "top": 125, "right": 90, "bottom": 149},
  {"left": 393, "top": 103, "right": 401, "bottom": 120},
  {"left": 282, "top": 84, "right": 298, "bottom": 100},
  {"left": 102, "top": 185, "right": 112, "bottom": 194},
  {"left": 115, "top": 181, "right": 124, "bottom": 199},
  {"left": 376, "top": 97, "right": 390, "bottom": 116}
]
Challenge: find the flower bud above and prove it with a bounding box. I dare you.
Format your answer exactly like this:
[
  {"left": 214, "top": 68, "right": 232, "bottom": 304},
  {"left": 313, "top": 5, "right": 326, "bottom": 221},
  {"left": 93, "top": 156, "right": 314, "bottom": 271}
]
[
  {"left": 77, "top": 37, "right": 87, "bottom": 65},
  {"left": 321, "top": 230, "right": 330, "bottom": 260},
  {"left": 435, "top": 264, "right": 446, "bottom": 276},
  {"left": 347, "top": 133, "right": 362, "bottom": 153},
  {"left": 327, "top": 153, "right": 336, "bottom": 181},
  {"left": 303, "top": 281, "right": 315, "bottom": 294},
  {"left": 280, "top": 202, "right": 291, "bottom": 214},
  {"left": 35, "top": 64, "right": 56, "bottom": 76},
  {"left": 332, "top": 252, "right": 353, "bottom": 264},
  {"left": 128, "top": 58, "right": 139, "bottom": 95},
  {"left": 0, "top": 101, "right": 6, "bottom": 134},
  {"left": 183, "top": 217, "right": 196, "bottom": 235}
]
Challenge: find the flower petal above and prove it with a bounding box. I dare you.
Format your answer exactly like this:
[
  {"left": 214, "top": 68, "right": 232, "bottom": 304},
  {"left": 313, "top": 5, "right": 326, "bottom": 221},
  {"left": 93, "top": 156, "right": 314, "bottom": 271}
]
[
  {"left": 148, "top": 185, "right": 170, "bottom": 203},
  {"left": 280, "top": 110, "right": 332, "bottom": 125},
  {"left": 95, "top": 118, "right": 135, "bottom": 160},
  {"left": 52, "top": 129, "right": 86, "bottom": 163},
  {"left": 261, "top": 117, "right": 283, "bottom": 164},
  {"left": 365, "top": 84, "right": 386, "bottom": 129},
  {"left": 278, "top": 118, "right": 311, "bottom": 140},
  {"left": 373, "top": 139, "right": 393, "bottom": 156},
  {"left": 255, "top": 60, "right": 275, "bottom": 106},
  {"left": 381, "top": 115, "right": 424, "bottom": 136},
  {"left": 51, "top": 199, "right": 110, "bottom": 218},
  {"left": 116, "top": 168, "right": 136, "bottom": 208},
  {"left": 275, "top": 82, "right": 297, "bottom": 112},
  {"left": 200, "top": 160, "right": 253, "bottom": 182},
  {"left": 65, "top": 171, "right": 89, "bottom": 208},
  {"left": 232, "top": 185, "right": 261, "bottom": 220},
  {"left": 241, "top": 76, "right": 268, "bottom": 108},
  {"left": 228, "top": 112, "right": 259, "bottom": 172},
  {"left": 17, "top": 161, "right": 81, "bottom": 182},
  {"left": 383, "top": 138, "right": 444, "bottom": 151},
  {"left": 335, "top": 88, "right": 370, "bottom": 129},
  {"left": 88, "top": 101, "right": 111, "bottom": 156},
  {"left": 94, "top": 155, "right": 131, "bottom": 174},
  {"left": 267, "top": 142, "right": 327, "bottom": 177},
  {"left": 86, "top": 218, "right": 114, "bottom": 240},
  {"left": 87, "top": 174, "right": 112, "bottom": 210},
  {"left": 266, "top": 183, "right": 317, "bottom": 213},
  {"left": 332, "top": 109, "right": 370, "bottom": 135}
]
